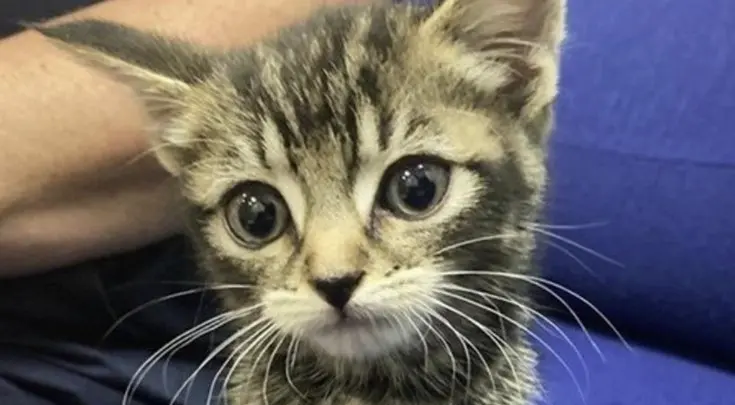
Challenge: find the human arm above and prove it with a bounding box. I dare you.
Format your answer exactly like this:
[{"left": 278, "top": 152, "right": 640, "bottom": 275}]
[{"left": 0, "top": 0, "right": 351, "bottom": 276}]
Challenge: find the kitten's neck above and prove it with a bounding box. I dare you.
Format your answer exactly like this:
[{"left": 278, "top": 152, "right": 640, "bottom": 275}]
[{"left": 228, "top": 336, "right": 537, "bottom": 405}]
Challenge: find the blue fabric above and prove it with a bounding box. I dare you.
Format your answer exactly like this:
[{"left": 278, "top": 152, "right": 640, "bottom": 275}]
[
  {"left": 542, "top": 0, "right": 735, "bottom": 361},
  {"left": 536, "top": 321, "right": 735, "bottom": 405}
]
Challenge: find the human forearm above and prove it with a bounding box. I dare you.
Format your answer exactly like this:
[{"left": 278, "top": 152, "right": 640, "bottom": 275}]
[
  {"left": 0, "top": 0, "right": 351, "bottom": 276},
  {"left": 0, "top": 165, "right": 180, "bottom": 276}
]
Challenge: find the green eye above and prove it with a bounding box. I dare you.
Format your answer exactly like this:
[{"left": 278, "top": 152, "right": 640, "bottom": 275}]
[
  {"left": 379, "top": 155, "right": 451, "bottom": 219},
  {"left": 224, "top": 182, "right": 290, "bottom": 248}
]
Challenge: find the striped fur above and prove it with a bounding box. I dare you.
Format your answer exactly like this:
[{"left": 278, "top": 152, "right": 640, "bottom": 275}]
[{"left": 38, "top": 1, "right": 566, "bottom": 404}]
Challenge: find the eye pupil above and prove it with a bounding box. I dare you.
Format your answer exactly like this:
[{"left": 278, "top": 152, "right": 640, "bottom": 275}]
[
  {"left": 224, "top": 182, "right": 289, "bottom": 248},
  {"left": 239, "top": 195, "right": 277, "bottom": 239},
  {"left": 397, "top": 165, "right": 437, "bottom": 211},
  {"left": 380, "top": 156, "right": 451, "bottom": 219}
]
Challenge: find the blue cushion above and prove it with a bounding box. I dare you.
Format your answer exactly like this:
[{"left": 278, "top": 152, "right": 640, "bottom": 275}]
[
  {"left": 542, "top": 0, "right": 735, "bottom": 359},
  {"left": 535, "top": 321, "right": 735, "bottom": 404}
]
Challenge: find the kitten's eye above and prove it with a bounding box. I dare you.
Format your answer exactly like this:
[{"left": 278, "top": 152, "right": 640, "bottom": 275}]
[
  {"left": 379, "top": 156, "right": 451, "bottom": 219},
  {"left": 224, "top": 182, "right": 290, "bottom": 248}
]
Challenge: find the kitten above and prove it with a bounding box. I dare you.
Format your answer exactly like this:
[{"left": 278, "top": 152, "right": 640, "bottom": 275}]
[{"left": 37, "top": 0, "right": 566, "bottom": 404}]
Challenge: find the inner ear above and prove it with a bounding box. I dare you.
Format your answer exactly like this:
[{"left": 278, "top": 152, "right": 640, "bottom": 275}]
[
  {"left": 420, "top": 0, "right": 566, "bottom": 117},
  {"left": 423, "top": 0, "right": 565, "bottom": 52},
  {"left": 35, "top": 19, "right": 220, "bottom": 175}
]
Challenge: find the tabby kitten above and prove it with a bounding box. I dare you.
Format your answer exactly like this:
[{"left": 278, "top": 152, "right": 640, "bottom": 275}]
[{"left": 38, "top": 0, "right": 566, "bottom": 404}]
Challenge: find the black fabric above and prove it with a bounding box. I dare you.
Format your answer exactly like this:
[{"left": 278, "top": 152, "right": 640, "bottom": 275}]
[
  {"left": 0, "top": 2, "right": 230, "bottom": 403},
  {"left": 0, "top": 0, "right": 96, "bottom": 37},
  {"left": 0, "top": 236, "right": 227, "bottom": 405}
]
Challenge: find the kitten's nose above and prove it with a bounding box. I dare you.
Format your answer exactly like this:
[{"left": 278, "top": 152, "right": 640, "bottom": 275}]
[{"left": 310, "top": 271, "right": 365, "bottom": 310}]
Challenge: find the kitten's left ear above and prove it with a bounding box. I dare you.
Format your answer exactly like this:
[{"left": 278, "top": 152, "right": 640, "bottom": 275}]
[
  {"left": 421, "top": 0, "right": 566, "bottom": 118},
  {"left": 34, "top": 19, "right": 219, "bottom": 175}
]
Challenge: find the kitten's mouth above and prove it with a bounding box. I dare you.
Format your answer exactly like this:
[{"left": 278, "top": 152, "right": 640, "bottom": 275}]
[
  {"left": 317, "top": 310, "right": 389, "bottom": 333},
  {"left": 307, "top": 312, "right": 412, "bottom": 359}
]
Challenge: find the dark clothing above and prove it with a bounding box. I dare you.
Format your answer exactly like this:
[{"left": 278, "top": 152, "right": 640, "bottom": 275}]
[
  {"left": 1, "top": 2, "right": 228, "bottom": 404},
  {"left": 0, "top": 237, "right": 226, "bottom": 404}
]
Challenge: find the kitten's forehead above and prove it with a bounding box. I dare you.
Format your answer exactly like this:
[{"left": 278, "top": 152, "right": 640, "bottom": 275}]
[
  {"left": 230, "top": 6, "right": 399, "bottom": 153},
  {"left": 183, "top": 9, "right": 395, "bottom": 190},
  {"left": 232, "top": 7, "right": 505, "bottom": 156},
  {"left": 183, "top": 4, "right": 522, "bottom": 210}
]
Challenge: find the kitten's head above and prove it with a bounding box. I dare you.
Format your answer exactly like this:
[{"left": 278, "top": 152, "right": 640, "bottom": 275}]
[{"left": 40, "top": 0, "right": 565, "bottom": 362}]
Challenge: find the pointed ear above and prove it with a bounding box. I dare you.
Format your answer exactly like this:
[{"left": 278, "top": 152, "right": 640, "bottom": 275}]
[
  {"left": 35, "top": 19, "right": 219, "bottom": 175},
  {"left": 420, "top": 0, "right": 566, "bottom": 118}
]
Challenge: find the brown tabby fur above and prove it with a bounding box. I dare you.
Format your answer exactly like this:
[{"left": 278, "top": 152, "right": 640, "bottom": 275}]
[{"left": 37, "top": 0, "right": 566, "bottom": 404}]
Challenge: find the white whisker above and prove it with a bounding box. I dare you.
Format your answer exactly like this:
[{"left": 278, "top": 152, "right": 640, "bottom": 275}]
[
  {"left": 168, "top": 308, "right": 266, "bottom": 405},
  {"left": 261, "top": 334, "right": 288, "bottom": 405},
  {"left": 284, "top": 335, "right": 307, "bottom": 400},
  {"left": 402, "top": 309, "right": 431, "bottom": 371},
  {"left": 526, "top": 225, "right": 624, "bottom": 268},
  {"left": 123, "top": 305, "right": 258, "bottom": 405},
  {"left": 248, "top": 330, "right": 284, "bottom": 403},
  {"left": 540, "top": 238, "right": 601, "bottom": 279},
  {"left": 221, "top": 324, "right": 280, "bottom": 403},
  {"left": 384, "top": 306, "right": 448, "bottom": 397},
  {"left": 442, "top": 270, "right": 630, "bottom": 353},
  {"left": 436, "top": 233, "right": 518, "bottom": 256},
  {"left": 104, "top": 284, "right": 254, "bottom": 341},
  {"left": 416, "top": 304, "right": 461, "bottom": 397},
  {"left": 437, "top": 285, "right": 590, "bottom": 397},
  {"left": 422, "top": 304, "right": 497, "bottom": 396},
  {"left": 529, "top": 221, "right": 610, "bottom": 231},
  {"left": 208, "top": 321, "right": 275, "bottom": 405},
  {"left": 425, "top": 297, "right": 523, "bottom": 394}
]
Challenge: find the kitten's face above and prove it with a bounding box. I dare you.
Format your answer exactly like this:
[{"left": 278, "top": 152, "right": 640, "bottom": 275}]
[{"left": 40, "top": 0, "right": 564, "bottom": 361}]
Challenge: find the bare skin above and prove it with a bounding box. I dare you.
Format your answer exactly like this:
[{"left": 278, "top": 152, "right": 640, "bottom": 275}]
[{"left": 0, "top": 0, "right": 354, "bottom": 276}]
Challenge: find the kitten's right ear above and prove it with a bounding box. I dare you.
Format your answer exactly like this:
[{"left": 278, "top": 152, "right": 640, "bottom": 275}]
[{"left": 34, "top": 19, "right": 218, "bottom": 175}]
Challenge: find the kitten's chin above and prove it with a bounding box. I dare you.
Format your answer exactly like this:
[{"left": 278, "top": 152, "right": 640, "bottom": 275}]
[{"left": 306, "top": 317, "right": 415, "bottom": 359}]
